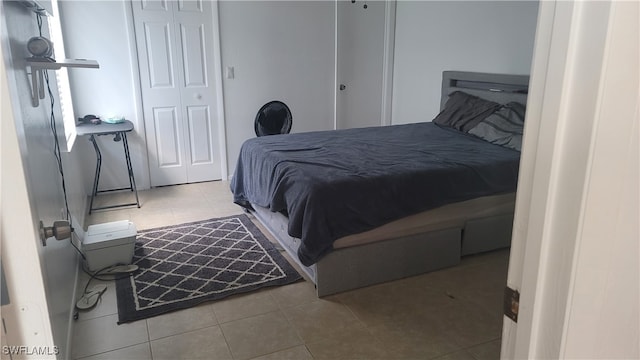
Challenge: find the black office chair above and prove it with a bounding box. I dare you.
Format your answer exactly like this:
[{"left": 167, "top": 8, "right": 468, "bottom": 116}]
[{"left": 254, "top": 101, "right": 292, "bottom": 137}]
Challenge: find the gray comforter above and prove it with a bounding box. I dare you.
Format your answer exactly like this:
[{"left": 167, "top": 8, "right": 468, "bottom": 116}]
[{"left": 231, "top": 122, "right": 520, "bottom": 266}]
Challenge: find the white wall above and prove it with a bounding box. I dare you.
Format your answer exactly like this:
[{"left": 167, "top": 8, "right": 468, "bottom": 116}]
[
  {"left": 58, "top": 1, "right": 539, "bottom": 182},
  {"left": 219, "top": 1, "right": 335, "bottom": 175},
  {"left": 391, "top": 1, "right": 539, "bottom": 124},
  {"left": 60, "top": 0, "right": 150, "bottom": 192},
  {"left": 57, "top": 1, "right": 540, "bottom": 181},
  {"left": 1, "top": 1, "right": 87, "bottom": 357},
  {"left": 60, "top": 1, "right": 336, "bottom": 184}
]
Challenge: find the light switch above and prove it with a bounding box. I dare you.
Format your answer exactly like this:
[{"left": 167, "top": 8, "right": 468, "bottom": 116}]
[{"left": 226, "top": 66, "right": 235, "bottom": 79}]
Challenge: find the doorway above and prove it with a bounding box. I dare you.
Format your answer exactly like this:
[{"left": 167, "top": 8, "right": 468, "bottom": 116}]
[
  {"left": 132, "top": 0, "right": 223, "bottom": 187},
  {"left": 336, "top": 0, "right": 394, "bottom": 129}
]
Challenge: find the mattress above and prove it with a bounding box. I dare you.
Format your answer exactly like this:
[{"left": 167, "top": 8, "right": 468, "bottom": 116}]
[
  {"left": 231, "top": 122, "right": 521, "bottom": 266},
  {"left": 252, "top": 192, "right": 514, "bottom": 250},
  {"left": 334, "top": 192, "right": 515, "bottom": 248}
]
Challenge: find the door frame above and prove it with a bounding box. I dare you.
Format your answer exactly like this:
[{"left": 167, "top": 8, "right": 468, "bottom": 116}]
[
  {"left": 1, "top": 16, "right": 56, "bottom": 356},
  {"left": 333, "top": 0, "right": 396, "bottom": 129},
  {"left": 211, "top": 1, "right": 228, "bottom": 181},
  {"left": 502, "top": 0, "right": 639, "bottom": 358},
  {"left": 380, "top": 0, "right": 396, "bottom": 126},
  {"left": 126, "top": 0, "right": 228, "bottom": 185}
]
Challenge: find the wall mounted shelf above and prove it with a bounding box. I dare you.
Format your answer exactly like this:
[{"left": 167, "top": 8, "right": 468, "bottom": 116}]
[{"left": 27, "top": 58, "right": 99, "bottom": 107}]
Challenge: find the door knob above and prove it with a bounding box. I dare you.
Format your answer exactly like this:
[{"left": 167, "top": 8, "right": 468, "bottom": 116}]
[
  {"left": 339, "top": 84, "right": 346, "bottom": 91},
  {"left": 39, "top": 220, "right": 72, "bottom": 246},
  {"left": 195, "top": 93, "right": 202, "bottom": 100}
]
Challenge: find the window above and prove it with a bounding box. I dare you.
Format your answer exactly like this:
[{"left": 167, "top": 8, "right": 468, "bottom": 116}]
[{"left": 47, "top": 0, "right": 76, "bottom": 151}]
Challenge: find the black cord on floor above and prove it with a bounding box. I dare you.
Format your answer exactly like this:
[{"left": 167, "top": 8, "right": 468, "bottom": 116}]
[
  {"left": 75, "top": 263, "right": 135, "bottom": 317},
  {"left": 81, "top": 263, "right": 133, "bottom": 284},
  {"left": 71, "top": 232, "right": 87, "bottom": 261}
]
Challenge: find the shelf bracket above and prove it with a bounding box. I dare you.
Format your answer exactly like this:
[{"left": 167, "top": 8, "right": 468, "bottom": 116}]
[{"left": 26, "top": 58, "right": 99, "bottom": 107}]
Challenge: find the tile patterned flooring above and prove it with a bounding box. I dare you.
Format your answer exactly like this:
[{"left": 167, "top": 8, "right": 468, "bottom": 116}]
[{"left": 73, "top": 181, "right": 508, "bottom": 360}]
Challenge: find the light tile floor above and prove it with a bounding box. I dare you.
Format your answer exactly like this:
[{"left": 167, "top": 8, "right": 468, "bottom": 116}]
[{"left": 73, "top": 181, "right": 508, "bottom": 360}]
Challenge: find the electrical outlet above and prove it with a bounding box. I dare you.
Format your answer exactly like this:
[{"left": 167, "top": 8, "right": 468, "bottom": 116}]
[
  {"left": 71, "top": 232, "right": 81, "bottom": 249},
  {"left": 226, "top": 66, "right": 234, "bottom": 79}
]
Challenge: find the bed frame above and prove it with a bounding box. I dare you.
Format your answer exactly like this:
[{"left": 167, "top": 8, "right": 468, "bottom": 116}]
[{"left": 251, "top": 71, "right": 530, "bottom": 296}]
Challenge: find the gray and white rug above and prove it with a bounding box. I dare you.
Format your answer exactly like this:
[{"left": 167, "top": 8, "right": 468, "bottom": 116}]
[{"left": 116, "top": 214, "right": 302, "bottom": 323}]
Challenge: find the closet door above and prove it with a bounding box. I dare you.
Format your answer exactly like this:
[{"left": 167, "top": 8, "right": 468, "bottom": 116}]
[
  {"left": 336, "top": 0, "right": 386, "bottom": 129},
  {"left": 133, "top": 0, "right": 221, "bottom": 186}
]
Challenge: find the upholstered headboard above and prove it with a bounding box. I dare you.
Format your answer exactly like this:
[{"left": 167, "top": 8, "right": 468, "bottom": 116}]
[{"left": 440, "top": 71, "right": 530, "bottom": 110}]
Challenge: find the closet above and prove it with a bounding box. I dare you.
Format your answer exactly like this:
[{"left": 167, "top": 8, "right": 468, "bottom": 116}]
[{"left": 132, "top": 0, "right": 222, "bottom": 186}]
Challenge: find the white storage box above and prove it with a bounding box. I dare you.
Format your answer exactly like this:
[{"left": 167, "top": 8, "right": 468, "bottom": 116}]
[{"left": 83, "top": 220, "right": 137, "bottom": 272}]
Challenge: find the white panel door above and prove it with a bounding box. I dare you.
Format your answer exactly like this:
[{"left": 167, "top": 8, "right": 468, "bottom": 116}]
[
  {"left": 336, "top": 0, "right": 385, "bottom": 129},
  {"left": 174, "top": 0, "right": 220, "bottom": 182},
  {"left": 133, "top": 0, "right": 221, "bottom": 186}
]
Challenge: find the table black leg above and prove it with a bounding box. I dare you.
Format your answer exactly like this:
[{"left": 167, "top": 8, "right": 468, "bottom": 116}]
[
  {"left": 121, "top": 133, "right": 140, "bottom": 208},
  {"left": 88, "top": 135, "right": 102, "bottom": 214},
  {"left": 85, "top": 128, "right": 140, "bottom": 213}
]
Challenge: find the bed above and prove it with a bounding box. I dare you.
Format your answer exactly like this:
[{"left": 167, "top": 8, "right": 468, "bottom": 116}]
[{"left": 231, "top": 71, "right": 529, "bottom": 296}]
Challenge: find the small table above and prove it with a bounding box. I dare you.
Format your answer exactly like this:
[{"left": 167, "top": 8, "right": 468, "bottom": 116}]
[{"left": 76, "top": 120, "right": 140, "bottom": 214}]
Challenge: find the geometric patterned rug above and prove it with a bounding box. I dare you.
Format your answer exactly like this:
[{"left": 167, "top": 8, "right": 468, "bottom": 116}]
[{"left": 115, "top": 214, "right": 302, "bottom": 323}]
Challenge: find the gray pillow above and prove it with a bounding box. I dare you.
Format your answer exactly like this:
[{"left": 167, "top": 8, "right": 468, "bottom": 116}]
[
  {"left": 468, "top": 102, "right": 526, "bottom": 151},
  {"left": 433, "top": 91, "right": 501, "bottom": 132}
]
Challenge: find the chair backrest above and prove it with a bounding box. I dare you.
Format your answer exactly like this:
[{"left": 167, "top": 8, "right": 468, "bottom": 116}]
[{"left": 254, "top": 101, "right": 292, "bottom": 137}]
